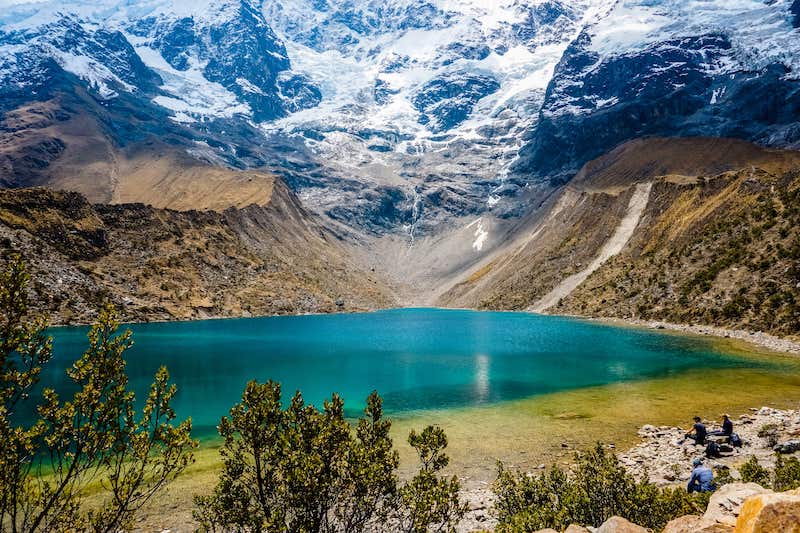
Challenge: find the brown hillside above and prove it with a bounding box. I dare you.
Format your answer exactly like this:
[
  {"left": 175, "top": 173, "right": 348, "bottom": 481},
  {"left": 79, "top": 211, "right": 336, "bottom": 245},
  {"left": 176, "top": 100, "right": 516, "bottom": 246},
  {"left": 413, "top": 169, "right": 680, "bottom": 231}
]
[
  {"left": 439, "top": 138, "right": 800, "bottom": 339},
  {"left": 571, "top": 137, "right": 800, "bottom": 192},
  {"left": 0, "top": 186, "right": 395, "bottom": 324},
  {"left": 0, "top": 95, "right": 278, "bottom": 212}
]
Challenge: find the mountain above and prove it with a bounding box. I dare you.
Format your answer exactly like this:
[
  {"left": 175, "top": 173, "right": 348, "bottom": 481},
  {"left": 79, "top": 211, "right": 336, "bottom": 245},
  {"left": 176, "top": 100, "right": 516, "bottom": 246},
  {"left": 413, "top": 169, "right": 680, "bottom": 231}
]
[
  {"left": 1, "top": 0, "right": 799, "bottom": 328},
  {"left": 439, "top": 137, "right": 800, "bottom": 338},
  {"left": 0, "top": 183, "right": 395, "bottom": 324},
  {"left": 513, "top": 0, "right": 800, "bottom": 184}
]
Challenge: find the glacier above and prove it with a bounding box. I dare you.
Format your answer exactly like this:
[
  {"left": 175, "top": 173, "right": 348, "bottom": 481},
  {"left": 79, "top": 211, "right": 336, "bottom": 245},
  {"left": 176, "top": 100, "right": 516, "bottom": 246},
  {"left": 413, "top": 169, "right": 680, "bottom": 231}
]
[{"left": 1, "top": 0, "right": 799, "bottom": 244}]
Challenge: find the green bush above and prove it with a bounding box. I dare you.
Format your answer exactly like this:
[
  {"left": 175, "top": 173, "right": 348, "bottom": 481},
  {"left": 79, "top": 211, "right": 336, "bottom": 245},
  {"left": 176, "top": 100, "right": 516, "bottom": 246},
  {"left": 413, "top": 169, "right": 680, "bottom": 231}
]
[
  {"left": 194, "top": 382, "right": 466, "bottom": 533},
  {"left": 773, "top": 455, "right": 800, "bottom": 492},
  {"left": 758, "top": 424, "right": 780, "bottom": 448},
  {"left": 493, "top": 443, "right": 703, "bottom": 532},
  {"left": 740, "top": 456, "right": 771, "bottom": 487},
  {"left": 737, "top": 455, "right": 800, "bottom": 492},
  {"left": 0, "top": 257, "right": 196, "bottom": 532}
]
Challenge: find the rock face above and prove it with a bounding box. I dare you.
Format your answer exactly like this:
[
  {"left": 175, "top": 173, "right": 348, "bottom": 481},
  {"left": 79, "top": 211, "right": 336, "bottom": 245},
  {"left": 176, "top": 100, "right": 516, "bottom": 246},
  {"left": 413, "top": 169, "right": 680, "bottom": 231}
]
[
  {"left": 774, "top": 440, "right": 800, "bottom": 454},
  {"left": 513, "top": 1, "right": 800, "bottom": 184},
  {"left": 703, "top": 483, "right": 773, "bottom": 527},
  {"left": 412, "top": 71, "right": 501, "bottom": 132},
  {"left": 736, "top": 489, "right": 800, "bottom": 533},
  {"left": 663, "top": 515, "right": 733, "bottom": 533},
  {"left": 564, "top": 525, "right": 590, "bottom": 533},
  {"left": 595, "top": 516, "right": 648, "bottom": 533}
]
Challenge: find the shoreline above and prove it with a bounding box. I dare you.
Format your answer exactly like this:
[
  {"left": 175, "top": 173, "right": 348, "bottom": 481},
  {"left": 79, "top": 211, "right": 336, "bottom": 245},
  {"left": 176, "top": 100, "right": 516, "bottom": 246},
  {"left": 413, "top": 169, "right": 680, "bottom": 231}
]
[
  {"left": 592, "top": 316, "right": 800, "bottom": 356},
  {"left": 457, "top": 403, "right": 800, "bottom": 532},
  {"left": 49, "top": 306, "right": 800, "bottom": 357}
]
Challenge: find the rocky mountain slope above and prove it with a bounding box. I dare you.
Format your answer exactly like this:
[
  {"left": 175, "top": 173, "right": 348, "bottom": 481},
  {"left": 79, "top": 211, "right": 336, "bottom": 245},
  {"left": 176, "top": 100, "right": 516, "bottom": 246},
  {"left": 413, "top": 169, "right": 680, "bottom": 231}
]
[
  {"left": 438, "top": 138, "right": 800, "bottom": 339},
  {"left": 0, "top": 185, "right": 394, "bottom": 324},
  {"left": 3, "top": 0, "right": 799, "bottom": 244}
]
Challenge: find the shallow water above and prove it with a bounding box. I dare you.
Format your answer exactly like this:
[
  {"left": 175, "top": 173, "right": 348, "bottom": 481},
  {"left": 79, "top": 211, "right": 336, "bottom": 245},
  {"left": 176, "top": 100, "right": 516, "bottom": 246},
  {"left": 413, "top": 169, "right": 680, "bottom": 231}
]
[{"left": 35, "top": 309, "right": 800, "bottom": 484}]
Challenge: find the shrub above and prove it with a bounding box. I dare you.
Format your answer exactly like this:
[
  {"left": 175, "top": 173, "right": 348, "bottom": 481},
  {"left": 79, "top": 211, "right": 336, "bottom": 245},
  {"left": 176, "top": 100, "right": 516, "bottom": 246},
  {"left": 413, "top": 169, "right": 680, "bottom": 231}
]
[
  {"left": 398, "top": 426, "right": 468, "bottom": 533},
  {"left": 758, "top": 424, "right": 780, "bottom": 448},
  {"left": 493, "top": 443, "right": 702, "bottom": 532},
  {"left": 773, "top": 455, "right": 800, "bottom": 492},
  {"left": 0, "top": 257, "right": 196, "bottom": 532},
  {"left": 740, "top": 456, "right": 771, "bottom": 487},
  {"left": 194, "top": 382, "right": 466, "bottom": 533}
]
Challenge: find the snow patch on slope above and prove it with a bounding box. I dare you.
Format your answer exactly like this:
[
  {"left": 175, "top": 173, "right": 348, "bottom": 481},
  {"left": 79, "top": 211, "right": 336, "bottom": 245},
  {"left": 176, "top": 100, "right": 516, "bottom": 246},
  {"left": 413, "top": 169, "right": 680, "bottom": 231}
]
[{"left": 132, "top": 40, "right": 251, "bottom": 120}]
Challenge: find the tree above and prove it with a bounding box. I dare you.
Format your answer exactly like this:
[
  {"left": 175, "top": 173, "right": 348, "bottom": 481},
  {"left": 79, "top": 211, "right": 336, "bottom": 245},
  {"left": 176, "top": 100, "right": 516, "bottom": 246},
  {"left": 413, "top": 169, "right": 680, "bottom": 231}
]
[
  {"left": 397, "top": 426, "right": 468, "bottom": 533},
  {"left": 194, "top": 381, "right": 400, "bottom": 532},
  {"left": 0, "top": 257, "right": 196, "bottom": 532},
  {"left": 195, "top": 382, "right": 466, "bottom": 533}
]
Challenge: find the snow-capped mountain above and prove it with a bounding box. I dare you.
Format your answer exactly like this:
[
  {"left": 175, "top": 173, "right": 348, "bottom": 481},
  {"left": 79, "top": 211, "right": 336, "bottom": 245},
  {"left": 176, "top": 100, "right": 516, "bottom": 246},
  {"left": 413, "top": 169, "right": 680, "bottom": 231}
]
[
  {"left": 514, "top": 0, "right": 800, "bottom": 183},
  {"left": 1, "top": 0, "right": 799, "bottom": 240}
]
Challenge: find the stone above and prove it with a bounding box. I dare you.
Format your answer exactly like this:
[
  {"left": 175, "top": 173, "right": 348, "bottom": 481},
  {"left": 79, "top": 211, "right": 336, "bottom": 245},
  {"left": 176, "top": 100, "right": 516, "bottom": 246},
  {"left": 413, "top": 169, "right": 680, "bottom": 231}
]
[
  {"left": 735, "top": 489, "right": 800, "bottom": 533},
  {"left": 773, "top": 439, "right": 800, "bottom": 454},
  {"left": 703, "top": 483, "right": 772, "bottom": 527},
  {"left": 595, "top": 516, "right": 648, "bottom": 533},
  {"left": 531, "top": 529, "right": 559, "bottom": 533},
  {"left": 565, "top": 525, "right": 591, "bottom": 533},
  {"left": 662, "top": 515, "right": 733, "bottom": 532}
]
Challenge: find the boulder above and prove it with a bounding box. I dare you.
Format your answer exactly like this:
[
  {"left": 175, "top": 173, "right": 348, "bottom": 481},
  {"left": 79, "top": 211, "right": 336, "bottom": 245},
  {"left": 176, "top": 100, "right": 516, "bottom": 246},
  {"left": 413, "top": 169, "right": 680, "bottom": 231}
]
[
  {"left": 735, "top": 489, "right": 800, "bottom": 533},
  {"left": 703, "top": 483, "right": 772, "bottom": 526},
  {"left": 663, "top": 515, "right": 733, "bottom": 532},
  {"left": 565, "top": 526, "right": 591, "bottom": 533},
  {"left": 773, "top": 440, "right": 800, "bottom": 454},
  {"left": 595, "top": 516, "right": 648, "bottom": 533}
]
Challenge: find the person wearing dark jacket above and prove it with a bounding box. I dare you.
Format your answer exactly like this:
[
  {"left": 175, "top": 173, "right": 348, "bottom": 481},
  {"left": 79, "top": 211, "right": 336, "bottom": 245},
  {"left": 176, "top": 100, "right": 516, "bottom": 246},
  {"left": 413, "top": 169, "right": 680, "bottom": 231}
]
[
  {"left": 687, "top": 458, "right": 715, "bottom": 493},
  {"left": 685, "top": 416, "right": 707, "bottom": 445},
  {"left": 709, "top": 414, "right": 733, "bottom": 437}
]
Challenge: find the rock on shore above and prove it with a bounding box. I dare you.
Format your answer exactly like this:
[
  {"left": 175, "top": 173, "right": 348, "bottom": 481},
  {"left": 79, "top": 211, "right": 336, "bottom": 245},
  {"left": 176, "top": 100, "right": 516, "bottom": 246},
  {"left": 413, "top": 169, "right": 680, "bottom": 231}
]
[
  {"left": 459, "top": 407, "right": 800, "bottom": 533},
  {"left": 620, "top": 407, "right": 800, "bottom": 487}
]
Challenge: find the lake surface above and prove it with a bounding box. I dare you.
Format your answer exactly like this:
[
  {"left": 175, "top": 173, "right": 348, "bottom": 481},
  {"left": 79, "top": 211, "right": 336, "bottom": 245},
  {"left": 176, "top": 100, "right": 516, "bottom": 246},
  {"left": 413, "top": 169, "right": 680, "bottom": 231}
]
[{"left": 38, "top": 308, "right": 796, "bottom": 443}]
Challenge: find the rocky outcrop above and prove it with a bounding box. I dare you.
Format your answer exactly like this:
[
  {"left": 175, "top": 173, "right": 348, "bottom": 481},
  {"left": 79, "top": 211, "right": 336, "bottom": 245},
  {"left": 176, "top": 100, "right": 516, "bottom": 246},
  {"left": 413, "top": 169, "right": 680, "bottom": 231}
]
[
  {"left": 595, "top": 516, "right": 648, "bottom": 533},
  {"left": 663, "top": 515, "right": 732, "bottom": 533},
  {"left": 736, "top": 488, "right": 800, "bottom": 532},
  {"left": 564, "top": 525, "right": 590, "bottom": 533},
  {"left": 620, "top": 408, "right": 800, "bottom": 487},
  {"left": 412, "top": 71, "right": 500, "bottom": 132},
  {"left": 703, "top": 483, "right": 773, "bottom": 527}
]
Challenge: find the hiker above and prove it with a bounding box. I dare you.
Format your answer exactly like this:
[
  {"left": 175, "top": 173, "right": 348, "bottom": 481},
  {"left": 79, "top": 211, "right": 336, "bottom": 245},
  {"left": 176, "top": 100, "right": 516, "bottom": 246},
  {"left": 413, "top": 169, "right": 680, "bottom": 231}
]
[
  {"left": 687, "top": 458, "right": 715, "bottom": 493},
  {"left": 709, "top": 414, "right": 733, "bottom": 437},
  {"left": 685, "top": 416, "right": 707, "bottom": 445}
]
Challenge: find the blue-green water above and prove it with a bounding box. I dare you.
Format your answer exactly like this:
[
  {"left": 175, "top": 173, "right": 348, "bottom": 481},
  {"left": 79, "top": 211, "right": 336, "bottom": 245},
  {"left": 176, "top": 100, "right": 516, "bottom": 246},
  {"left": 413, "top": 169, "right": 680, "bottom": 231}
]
[{"left": 38, "top": 309, "right": 781, "bottom": 439}]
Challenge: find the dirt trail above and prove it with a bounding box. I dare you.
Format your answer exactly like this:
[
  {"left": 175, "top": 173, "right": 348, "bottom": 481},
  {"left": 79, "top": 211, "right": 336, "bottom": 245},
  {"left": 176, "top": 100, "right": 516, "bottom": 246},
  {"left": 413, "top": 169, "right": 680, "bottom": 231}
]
[{"left": 530, "top": 182, "right": 653, "bottom": 313}]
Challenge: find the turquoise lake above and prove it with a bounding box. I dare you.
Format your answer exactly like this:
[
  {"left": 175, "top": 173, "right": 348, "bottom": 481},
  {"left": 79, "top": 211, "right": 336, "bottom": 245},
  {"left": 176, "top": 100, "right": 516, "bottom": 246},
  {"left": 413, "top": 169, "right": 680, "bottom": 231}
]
[{"left": 38, "top": 308, "right": 791, "bottom": 442}]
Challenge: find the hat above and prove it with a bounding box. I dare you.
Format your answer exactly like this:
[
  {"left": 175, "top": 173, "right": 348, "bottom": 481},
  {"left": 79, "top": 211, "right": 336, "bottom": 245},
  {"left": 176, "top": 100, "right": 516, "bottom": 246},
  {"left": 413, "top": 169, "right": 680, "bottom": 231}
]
[
  {"left": 722, "top": 413, "right": 730, "bottom": 418},
  {"left": 692, "top": 458, "right": 703, "bottom": 467}
]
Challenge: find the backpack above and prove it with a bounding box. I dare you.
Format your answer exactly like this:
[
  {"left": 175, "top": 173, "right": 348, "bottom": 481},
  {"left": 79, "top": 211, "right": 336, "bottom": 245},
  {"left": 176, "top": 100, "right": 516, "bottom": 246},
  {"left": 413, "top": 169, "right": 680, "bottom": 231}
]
[
  {"left": 730, "top": 433, "right": 742, "bottom": 448},
  {"left": 705, "top": 441, "right": 721, "bottom": 458}
]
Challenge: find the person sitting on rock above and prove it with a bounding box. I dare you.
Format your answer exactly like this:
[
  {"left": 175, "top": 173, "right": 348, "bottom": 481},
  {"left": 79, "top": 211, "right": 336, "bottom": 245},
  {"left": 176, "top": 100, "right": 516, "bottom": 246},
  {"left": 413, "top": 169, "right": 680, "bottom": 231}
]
[
  {"left": 708, "top": 414, "right": 733, "bottom": 438},
  {"left": 685, "top": 416, "right": 707, "bottom": 445},
  {"left": 687, "top": 458, "right": 715, "bottom": 493}
]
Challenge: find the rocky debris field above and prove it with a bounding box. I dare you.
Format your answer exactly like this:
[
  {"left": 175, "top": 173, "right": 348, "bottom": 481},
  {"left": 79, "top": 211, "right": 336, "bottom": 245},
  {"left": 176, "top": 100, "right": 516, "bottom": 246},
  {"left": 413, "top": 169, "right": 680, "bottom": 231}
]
[
  {"left": 457, "top": 407, "right": 800, "bottom": 532},
  {"left": 621, "top": 407, "right": 800, "bottom": 487}
]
